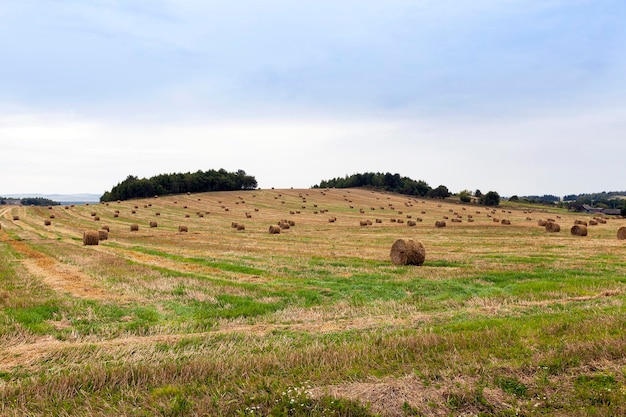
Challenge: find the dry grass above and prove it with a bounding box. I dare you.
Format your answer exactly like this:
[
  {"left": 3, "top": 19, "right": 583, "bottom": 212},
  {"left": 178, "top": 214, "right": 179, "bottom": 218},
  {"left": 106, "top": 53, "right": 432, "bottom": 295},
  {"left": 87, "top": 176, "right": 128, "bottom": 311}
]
[{"left": 0, "top": 188, "right": 625, "bottom": 416}]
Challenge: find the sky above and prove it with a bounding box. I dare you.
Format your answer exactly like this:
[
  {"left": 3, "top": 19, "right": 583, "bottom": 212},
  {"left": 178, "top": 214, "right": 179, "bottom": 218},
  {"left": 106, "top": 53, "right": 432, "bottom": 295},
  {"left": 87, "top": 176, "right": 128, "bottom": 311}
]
[{"left": 1, "top": 0, "right": 625, "bottom": 198}]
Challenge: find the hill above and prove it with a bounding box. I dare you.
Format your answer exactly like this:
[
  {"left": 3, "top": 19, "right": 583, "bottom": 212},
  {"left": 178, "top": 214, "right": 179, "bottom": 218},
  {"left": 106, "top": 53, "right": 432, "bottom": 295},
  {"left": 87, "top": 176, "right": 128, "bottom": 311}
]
[{"left": 0, "top": 188, "right": 625, "bottom": 416}]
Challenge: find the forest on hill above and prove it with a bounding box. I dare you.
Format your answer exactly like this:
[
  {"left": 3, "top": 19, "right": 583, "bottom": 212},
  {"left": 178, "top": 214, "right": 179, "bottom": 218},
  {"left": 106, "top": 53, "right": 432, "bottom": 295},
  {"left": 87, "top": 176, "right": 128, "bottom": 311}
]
[
  {"left": 314, "top": 172, "right": 502, "bottom": 206},
  {"left": 100, "top": 169, "right": 257, "bottom": 202}
]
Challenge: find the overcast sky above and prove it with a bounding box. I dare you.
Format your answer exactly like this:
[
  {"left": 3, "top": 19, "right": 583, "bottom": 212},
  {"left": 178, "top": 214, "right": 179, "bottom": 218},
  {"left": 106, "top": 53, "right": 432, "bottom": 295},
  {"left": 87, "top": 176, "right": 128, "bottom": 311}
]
[{"left": 1, "top": 0, "right": 625, "bottom": 197}]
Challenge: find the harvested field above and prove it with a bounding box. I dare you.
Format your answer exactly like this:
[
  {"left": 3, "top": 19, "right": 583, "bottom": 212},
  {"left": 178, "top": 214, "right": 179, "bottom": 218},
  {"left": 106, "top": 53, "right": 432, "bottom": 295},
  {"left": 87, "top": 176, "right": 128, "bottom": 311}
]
[{"left": 0, "top": 189, "right": 625, "bottom": 417}]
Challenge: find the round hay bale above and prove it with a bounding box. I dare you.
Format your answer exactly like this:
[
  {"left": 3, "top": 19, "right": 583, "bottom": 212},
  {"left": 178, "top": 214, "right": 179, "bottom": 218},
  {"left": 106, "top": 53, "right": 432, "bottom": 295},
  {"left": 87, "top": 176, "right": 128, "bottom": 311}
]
[
  {"left": 407, "top": 220, "right": 417, "bottom": 227},
  {"left": 571, "top": 224, "right": 588, "bottom": 236},
  {"left": 397, "top": 219, "right": 404, "bottom": 224},
  {"left": 588, "top": 219, "right": 598, "bottom": 226},
  {"left": 501, "top": 219, "right": 511, "bottom": 225},
  {"left": 94, "top": 216, "right": 100, "bottom": 221},
  {"left": 50, "top": 214, "right": 55, "bottom": 219},
  {"left": 90, "top": 211, "right": 97, "bottom": 217},
  {"left": 538, "top": 219, "right": 548, "bottom": 227},
  {"left": 44, "top": 219, "right": 51, "bottom": 226},
  {"left": 12, "top": 215, "right": 19, "bottom": 221},
  {"left": 435, "top": 220, "right": 446, "bottom": 228},
  {"left": 617, "top": 227, "right": 626, "bottom": 240},
  {"left": 83, "top": 231, "right": 100, "bottom": 246},
  {"left": 101, "top": 225, "right": 110, "bottom": 232},
  {"left": 269, "top": 225, "right": 281, "bottom": 234},
  {"left": 545, "top": 222, "right": 560, "bottom": 233},
  {"left": 359, "top": 220, "right": 368, "bottom": 226},
  {"left": 130, "top": 224, "right": 139, "bottom": 232},
  {"left": 113, "top": 213, "right": 119, "bottom": 218},
  {"left": 390, "top": 238, "right": 426, "bottom": 266},
  {"left": 178, "top": 225, "right": 188, "bottom": 233},
  {"left": 329, "top": 217, "right": 336, "bottom": 223},
  {"left": 375, "top": 218, "right": 382, "bottom": 223},
  {"left": 574, "top": 220, "right": 588, "bottom": 226},
  {"left": 279, "top": 221, "right": 290, "bottom": 230},
  {"left": 236, "top": 223, "right": 245, "bottom": 231},
  {"left": 288, "top": 220, "right": 295, "bottom": 227},
  {"left": 150, "top": 221, "right": 158, "bottom": 228},
  {"left": 98, "top": 230, "right": 109, "bottom": 241}
]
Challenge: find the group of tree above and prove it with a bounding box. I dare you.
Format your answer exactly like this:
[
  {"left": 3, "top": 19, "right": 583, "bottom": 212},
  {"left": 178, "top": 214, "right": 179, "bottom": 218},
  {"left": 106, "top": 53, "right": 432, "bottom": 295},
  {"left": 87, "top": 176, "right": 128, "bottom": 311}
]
[
  {"left": 0, "top": 197, "right": 60, "bottom": 206},
  {"left": 562, "top": 191, "right": 626, "bottom": 213},
  {"left": 510, "top": 195, "right": 560, "bottom": 205},
  {"left": 314, "top": 172, "right": 447, "bottom": 198},
  {"left": 314, "top": 172, "right": 502, "bottom": 206},
  {"left": 100, "top": 169, "right": 258, "bottom": 202}
]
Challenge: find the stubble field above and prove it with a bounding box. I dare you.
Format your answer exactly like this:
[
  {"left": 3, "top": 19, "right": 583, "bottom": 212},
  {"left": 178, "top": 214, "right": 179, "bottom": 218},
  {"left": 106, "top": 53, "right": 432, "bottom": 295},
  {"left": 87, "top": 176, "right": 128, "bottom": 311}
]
[{"left": 0, "top": 188, "right": 625, "bottom": 416}]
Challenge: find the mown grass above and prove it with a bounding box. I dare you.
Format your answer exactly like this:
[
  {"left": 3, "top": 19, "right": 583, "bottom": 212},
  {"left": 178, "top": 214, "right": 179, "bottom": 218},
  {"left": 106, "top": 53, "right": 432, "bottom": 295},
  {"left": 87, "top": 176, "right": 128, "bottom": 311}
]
[{"left": 1, "top": 189, "right": 625, "bottom": 416}]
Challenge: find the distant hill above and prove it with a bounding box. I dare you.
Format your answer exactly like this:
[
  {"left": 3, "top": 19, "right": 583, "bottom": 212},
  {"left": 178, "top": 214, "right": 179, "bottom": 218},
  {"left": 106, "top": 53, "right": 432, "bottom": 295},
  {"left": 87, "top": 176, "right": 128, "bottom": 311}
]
[{"left": 2, "top": 193, "right": 101, "bottom": 204}]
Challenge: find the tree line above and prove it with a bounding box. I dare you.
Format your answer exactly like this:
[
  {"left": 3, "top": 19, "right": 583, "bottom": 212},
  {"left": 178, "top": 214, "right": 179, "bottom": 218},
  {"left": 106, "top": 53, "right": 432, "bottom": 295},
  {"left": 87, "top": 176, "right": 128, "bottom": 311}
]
[
  {"left": 100, "top": 169, "right": 258, "bottom": 202},
  {"left": 314, "top": 172, "right": 501, "bottom": 206},
  {"left": 0, "top": 197, "right": 60, "bottom": 206}
]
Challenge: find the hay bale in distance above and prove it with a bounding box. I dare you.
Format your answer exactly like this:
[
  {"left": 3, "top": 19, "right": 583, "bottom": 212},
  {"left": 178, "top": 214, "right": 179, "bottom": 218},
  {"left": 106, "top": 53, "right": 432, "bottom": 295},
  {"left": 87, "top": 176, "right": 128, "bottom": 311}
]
[
  {"left": 538, "top": 219, "right": 548, "bottom": 227},
  {"left": 178, "top": 225, "right": 188, "bottom": 233},
  {"left": 574, "top": 220, "right": 588, "bottom": 226},
  {"left": 435, "top": 220, "right": 446, "bottom": 228},
  {"left": 101, "top": 225, "right": 110, "bottom": 232},
  {"left": 407, "top": 220, "right": 417, "bottom": 227},
  {"left": 83, "top": 231, "right": 100, "bottom": 246},
  {"left": 617, "top": 227, "right": 626, "bottom": 240},
  {"left": 571, "top": 224, "right": 588, "bottom": 236},
  {"left": 12, "top": 216, "right": 19, "bottom": 221},
  {"left": 501, "top": 219, "right": 511, "bottom": 225},
  {"left": 269, "top": 225, "right": 281, "bottom": 234},
  {"left": 98, "top": 230, "right": 109, "bottom": 241},
  {"left": 130, "top": 224, "right": 139, "bottom": 232},
  {"left": 44, "top": 219, "right": 51, "bottom": 226},
  {"left": 236, "top": 223, "right": 245, "bottom": 231},
  {"left": 150, "top": 221, "right": 158, "bottom": 228},
  {"left": 390, "top": 238, "right": 426, "bottom": 266},
  {"left": 545, "top": 222, "right": 560, "bottom": 233}
]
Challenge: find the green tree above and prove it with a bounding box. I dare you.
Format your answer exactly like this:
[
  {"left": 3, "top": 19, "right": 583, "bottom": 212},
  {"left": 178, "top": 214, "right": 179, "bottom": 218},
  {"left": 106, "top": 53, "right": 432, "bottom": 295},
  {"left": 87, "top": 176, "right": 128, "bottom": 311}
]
[
  {"left": 428, "top": 185, "right": 451, "bottom": 199},
  {"left": 480, "top": 191, "right": 500, "bottom": 206},
  {"left": 459, "top": 190, "right": 472, "bottom": 203}
]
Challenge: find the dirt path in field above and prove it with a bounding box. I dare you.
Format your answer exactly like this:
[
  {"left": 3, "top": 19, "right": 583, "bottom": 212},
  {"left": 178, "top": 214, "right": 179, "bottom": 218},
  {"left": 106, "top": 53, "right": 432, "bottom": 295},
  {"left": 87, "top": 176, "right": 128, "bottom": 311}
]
[{"left": 1, "top": 236, "right": 112, "bottom": 301}]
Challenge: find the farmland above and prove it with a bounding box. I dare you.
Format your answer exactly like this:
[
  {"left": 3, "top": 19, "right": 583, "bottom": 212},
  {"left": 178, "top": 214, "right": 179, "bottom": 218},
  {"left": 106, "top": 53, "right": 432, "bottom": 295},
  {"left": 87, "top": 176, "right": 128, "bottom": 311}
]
[{"left": 0, "top": 188, "right": 625, "bottom": 416}]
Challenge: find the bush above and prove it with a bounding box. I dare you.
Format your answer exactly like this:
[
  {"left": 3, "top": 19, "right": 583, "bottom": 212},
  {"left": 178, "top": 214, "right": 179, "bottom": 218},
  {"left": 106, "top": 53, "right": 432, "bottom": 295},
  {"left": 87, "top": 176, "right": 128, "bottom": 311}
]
[{"left": 480, "top": 191, "right": 500, "bottom": 206}]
